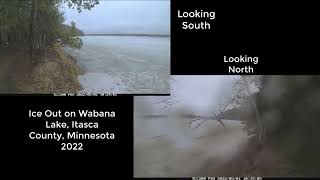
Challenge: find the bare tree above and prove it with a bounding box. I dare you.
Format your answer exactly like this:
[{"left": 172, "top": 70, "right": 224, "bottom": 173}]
[
  {"left": 232, "top": 75, "right": 265, "bottom": 144},
  {"left": 187, "top": 91, "right": 233, "bottom": 130}
]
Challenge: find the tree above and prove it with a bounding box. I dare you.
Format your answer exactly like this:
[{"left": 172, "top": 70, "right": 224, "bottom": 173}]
[
  {"left": 231, "top": 75, "right": 265, "bottom": 144},
  {"left": 60, "top": 21, "right": 83, "bottom": 49},
  {"left": 0, "top": 0, "right": 99, "bottom": 55},
  {"left": 63, "top": 0, "right": 99, "bottom": 13},
  {"left": 30, "top": 0, "right": 38, "bottom": 56}
]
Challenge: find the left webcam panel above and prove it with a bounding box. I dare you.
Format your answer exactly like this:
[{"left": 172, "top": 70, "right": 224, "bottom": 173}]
[{"left": 0, "top": 0, "right": 170, "bottom": 95}]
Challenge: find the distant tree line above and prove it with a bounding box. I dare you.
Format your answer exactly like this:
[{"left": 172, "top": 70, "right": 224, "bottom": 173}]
[{"left": 0, "top": 0, "right": 98, "bottom": 56}]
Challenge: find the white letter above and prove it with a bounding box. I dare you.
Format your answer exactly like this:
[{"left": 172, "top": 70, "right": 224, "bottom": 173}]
[
  {"left": 224, "top": 56, "right": 228, "bottom": 62},
  {"left": 29, "top": 132, "right": 35, "bottom": 139},
  {"left": 45, "top": 110, "right": 52, "bottom": 117},
  {"left": 182, "top": 22, "right": 188, "bottom": 29},
  {"left": 177, "top": 10, "right": 182, "bottom": 18},
  {"left": 229, "top": 66, "right": 236, "bottom": 73},
  {"left": 253, "top": 57, "right": 259, "bottom": 64}
]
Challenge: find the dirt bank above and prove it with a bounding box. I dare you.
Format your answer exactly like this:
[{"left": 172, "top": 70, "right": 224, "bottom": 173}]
[{"left": 0, "top": 46, "right": 84, "bottom": 93}]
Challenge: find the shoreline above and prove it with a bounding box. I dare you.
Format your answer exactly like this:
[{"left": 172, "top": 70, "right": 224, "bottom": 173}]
[
  {"left": 0, "top": 46, "right": 84, "bottom": 94},
  {"left": 83, "top": 34, "right": 170, "bottom": 38}
]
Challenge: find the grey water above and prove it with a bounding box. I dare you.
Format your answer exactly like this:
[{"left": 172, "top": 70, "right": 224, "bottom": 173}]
[
  {"left": 64, "top": 35, "right": 170, "bottom": 94},
  {"left": 133, "top": 76, "right": 250, "bottom": 177}
]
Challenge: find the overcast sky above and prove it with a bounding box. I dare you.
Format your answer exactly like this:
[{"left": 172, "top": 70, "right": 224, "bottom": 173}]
[
  {"left": 61, "top": 0, "right": 170, "bottom": 35},
  {"left": 135, "top": 76, "right": 239, "bottom": 116},
  {"left": 170, "top": 76, "right": 236, "bottom": 115}
]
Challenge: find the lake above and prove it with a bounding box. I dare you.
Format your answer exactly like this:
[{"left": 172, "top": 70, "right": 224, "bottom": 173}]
[
  {"left": 64, "top": 36, "right": 170, "bottom": 94},
  {"left": 134, "top": 76, "right": 251, "bottom": 176},
  {"left": 134, "top": 115, "right": 248, "bottom": 177}
]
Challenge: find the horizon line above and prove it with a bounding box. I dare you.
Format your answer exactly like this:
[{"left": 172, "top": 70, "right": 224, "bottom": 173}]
[{"left": 83, "top": 33, "right": 170, "bottom": 37}]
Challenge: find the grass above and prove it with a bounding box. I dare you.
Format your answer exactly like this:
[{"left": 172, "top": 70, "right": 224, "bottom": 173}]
[
  {"left": 0, "top": 46, "right": 84, "bottom": 93},
  {"left": 26, "top": 46, "right": 84, "bottom": 93}
]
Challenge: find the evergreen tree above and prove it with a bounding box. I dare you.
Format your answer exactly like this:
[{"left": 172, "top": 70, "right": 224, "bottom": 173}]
[{"left": 0, "top": 0, "right": 99, "bottom": 55}]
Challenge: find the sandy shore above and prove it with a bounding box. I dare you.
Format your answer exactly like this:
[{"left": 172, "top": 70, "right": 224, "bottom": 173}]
[{"left": 0, "top": 47, "right": 83, "bottom": 93}]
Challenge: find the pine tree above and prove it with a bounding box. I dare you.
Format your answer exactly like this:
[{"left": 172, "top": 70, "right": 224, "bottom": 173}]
[{"left": 0, "top": 0, "right": 99, "bottom": 55}]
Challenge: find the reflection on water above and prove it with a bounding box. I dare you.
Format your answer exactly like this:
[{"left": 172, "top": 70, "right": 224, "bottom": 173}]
[{"left": 64, "top": 36, "right": 170, "bottom": 94}]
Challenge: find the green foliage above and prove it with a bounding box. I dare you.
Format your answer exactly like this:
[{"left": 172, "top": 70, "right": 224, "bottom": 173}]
[
  {"left": 61, "top": 21, "right": 83, "bottom": 49},
  {"left": 0, "top": 0, "right": 98, "bottom": 52},
  {"left": 61, "top": 22, "right": 85, "bottom": 36},
  {"left": 65, "top": 36, "right": 83, "bottom": 49},
  {"left": 63, "top": 0, "right": 100, "bottom": 13}
]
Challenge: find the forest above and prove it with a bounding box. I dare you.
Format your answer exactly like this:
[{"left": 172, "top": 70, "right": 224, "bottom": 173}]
[
  {"left": 0, "top": 0, "right": 99, "bottom": 93},
  {"left": 0, "top": 0, "right": 98, "bottom": 56},
  {"left": 1, "top": 0, "right": 171, "bottom": 94}
]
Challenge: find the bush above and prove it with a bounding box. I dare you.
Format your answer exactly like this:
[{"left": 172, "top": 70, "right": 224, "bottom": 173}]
[{"left": 60, "top": 21, "right": 84, "bottom": 49}]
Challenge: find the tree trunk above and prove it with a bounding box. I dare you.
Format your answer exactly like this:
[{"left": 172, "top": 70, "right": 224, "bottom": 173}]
[
  {"left": 242, "top": 76, "right": 265, "bottom": 144},
  {"left": 30, "top": 0, "right": 37, "bottom": 57}
]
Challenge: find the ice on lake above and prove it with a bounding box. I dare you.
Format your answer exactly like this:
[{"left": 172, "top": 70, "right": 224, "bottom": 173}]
[{"left": 64, "top": 35, "right": 170, "bottom": 94}]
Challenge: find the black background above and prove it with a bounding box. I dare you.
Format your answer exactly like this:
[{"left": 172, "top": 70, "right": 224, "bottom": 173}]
[
  {"left": 2, "top": 95, "right": 133, "bottom": 178},
  {"left": 171, "top": 1, "right": 318, "bottom": 75},
  {"left": 1, "top": 0, "right": 319, "bottom": 179}
]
